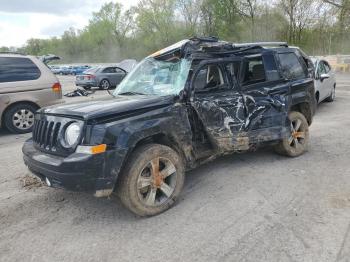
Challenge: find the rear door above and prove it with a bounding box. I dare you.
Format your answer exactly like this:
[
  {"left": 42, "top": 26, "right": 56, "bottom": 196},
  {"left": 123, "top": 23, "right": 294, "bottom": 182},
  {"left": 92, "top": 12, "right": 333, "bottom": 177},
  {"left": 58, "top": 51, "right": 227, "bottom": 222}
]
[
  {"left": 315, "top": 61, "right": 329, "bottom": 101},
  {"left": 319, "top": 61, "right": 334, "bottom": 100},
  {"left": 114, "top": 67, "right": 127, "bottom": 85},
  {"left": 190, "top": 58, "right": 247, "bottom": 151},
  {"left": 238, "top": 53, "right": 290, "bottom": 143},
  {"left": 277, "top": 51, "right": 314, "bottom": 113},
  {"left": 100, "top": 67, "right": 116, "bottom": 85}
]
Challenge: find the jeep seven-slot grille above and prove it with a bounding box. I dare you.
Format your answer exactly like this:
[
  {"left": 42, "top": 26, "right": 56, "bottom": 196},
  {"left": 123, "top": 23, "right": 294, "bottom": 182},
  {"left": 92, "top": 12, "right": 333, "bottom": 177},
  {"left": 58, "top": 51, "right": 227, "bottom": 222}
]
[{"left": 33, "top": 119, "right": 61, "bottom": 151}]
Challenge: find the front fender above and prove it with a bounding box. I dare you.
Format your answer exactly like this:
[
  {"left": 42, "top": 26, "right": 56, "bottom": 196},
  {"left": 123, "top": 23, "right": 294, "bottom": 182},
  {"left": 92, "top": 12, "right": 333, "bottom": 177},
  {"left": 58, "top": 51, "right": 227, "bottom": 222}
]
[{"left": 88, "top": 103, "right": 193, "bottom": 192}]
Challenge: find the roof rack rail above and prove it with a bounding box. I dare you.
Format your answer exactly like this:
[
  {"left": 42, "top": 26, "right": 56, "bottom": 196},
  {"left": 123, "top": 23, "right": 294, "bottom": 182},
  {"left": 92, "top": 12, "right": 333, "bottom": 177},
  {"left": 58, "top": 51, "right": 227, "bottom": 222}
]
[
  {"left": 232, "top": 42, "right": 288, "bottom": 48},
  {"left": 190, "top": 36, "right": 219, "bottom": 43}
]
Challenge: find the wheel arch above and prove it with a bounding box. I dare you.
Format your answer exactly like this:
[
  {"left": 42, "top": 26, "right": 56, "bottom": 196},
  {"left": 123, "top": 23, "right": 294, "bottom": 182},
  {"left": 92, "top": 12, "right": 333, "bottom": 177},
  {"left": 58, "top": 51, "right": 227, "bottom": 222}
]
[
  {"left": 290, "top": 102, "right": 312, "bottom": 125},
  {"left": 1, "top": 101, "right": 40, "bottom": 128},
  {"left": 127, "top": 132, "right": 189, "bottom": 167}
]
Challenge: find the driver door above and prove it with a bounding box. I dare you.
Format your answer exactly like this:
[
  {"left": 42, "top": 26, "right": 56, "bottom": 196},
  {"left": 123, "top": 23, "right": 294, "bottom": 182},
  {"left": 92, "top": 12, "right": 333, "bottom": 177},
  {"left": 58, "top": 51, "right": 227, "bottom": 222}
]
[
  {"left": 190, "top": 59, "right": 247, "bottom": 151},
  {"left": 316, "top": 61, "right": 331, "bottom": 101}
]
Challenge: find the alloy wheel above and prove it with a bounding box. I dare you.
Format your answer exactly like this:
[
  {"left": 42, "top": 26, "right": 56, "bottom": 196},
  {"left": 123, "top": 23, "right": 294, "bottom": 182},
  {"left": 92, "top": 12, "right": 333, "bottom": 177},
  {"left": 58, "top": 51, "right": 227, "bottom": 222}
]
[
  {"left": 12, "top": 109, "right": 34, "bottom": 130},
  {"left": 101, "top": 80, "right": 110, "bottom": 89},
  {"left": 288, "top": 119, "right": 306, "bottom": 150},
  {"left": 137, "top": 157, "right": 177, "bottom": 207}
]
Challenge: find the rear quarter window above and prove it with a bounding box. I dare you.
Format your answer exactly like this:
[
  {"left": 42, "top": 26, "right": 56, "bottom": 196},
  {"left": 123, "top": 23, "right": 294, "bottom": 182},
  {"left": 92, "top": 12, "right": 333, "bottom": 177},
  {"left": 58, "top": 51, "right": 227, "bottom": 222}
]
[
  {"left": 0, "top": 57, "right": 41, "bottom": 83},
  {"left": 240, "top": 54, "right": 281, "bottom": 88},
  {"left": 278, "top": 53, "right": 307, "bottom": 80},
  {"left": 102, "top": 67, "right": 115, "bottom": 73}
]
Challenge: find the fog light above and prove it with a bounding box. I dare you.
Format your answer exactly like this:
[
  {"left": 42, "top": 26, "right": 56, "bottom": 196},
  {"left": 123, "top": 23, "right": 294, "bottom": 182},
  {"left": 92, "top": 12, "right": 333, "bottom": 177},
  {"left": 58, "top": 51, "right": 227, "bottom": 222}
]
[{"left": 45, "top": 177, "right": 51, "bottom": 187}]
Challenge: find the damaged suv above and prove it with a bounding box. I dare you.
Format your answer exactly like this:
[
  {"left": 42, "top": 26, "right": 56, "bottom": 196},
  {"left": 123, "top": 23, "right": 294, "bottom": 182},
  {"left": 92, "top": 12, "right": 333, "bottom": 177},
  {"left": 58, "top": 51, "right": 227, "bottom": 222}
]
[{"left": 23, "top": 37, "right": 316, "bottom": 216}]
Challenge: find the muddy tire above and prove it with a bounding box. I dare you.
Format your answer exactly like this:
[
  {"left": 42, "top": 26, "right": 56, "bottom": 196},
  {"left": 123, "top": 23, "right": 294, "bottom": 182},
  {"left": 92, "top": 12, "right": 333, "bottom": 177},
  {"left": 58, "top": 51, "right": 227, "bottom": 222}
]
[
  {"left": 117, "top": 144, "right": 185, "bottom": 217},
  {"left": 274, "top": 111, "right": 309, "bottom": 157},
  {"left": 4, "top": 103, "right": 37, "bottom": 134}
]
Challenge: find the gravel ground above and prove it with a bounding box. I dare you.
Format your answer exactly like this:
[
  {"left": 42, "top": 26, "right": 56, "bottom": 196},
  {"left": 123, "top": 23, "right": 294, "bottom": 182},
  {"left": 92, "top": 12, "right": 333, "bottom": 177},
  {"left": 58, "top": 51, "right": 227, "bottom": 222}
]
[{"left": 0, "top": 74, "right": 350, "bottom": 262}]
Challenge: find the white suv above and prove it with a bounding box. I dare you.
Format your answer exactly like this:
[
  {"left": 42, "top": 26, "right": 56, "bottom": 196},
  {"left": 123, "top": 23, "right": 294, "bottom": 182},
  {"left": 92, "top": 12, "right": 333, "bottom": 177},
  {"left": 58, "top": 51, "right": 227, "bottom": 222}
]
[{"left": 0, "top": 53, "right": 63, "bottom": 133}]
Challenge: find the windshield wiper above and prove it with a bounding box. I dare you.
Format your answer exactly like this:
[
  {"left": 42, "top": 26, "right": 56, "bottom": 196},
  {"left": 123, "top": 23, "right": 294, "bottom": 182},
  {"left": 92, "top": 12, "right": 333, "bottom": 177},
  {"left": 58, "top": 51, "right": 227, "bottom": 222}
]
[{"left": 117, "top": 91, "right": 147, "bottom": 96}]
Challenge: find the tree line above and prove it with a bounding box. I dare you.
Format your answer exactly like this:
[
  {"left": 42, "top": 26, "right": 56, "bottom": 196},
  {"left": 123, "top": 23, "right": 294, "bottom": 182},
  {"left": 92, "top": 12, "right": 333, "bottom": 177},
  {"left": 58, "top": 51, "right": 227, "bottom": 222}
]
[{"left": 1, "top": 0, "right": 349, "bottom": 63}]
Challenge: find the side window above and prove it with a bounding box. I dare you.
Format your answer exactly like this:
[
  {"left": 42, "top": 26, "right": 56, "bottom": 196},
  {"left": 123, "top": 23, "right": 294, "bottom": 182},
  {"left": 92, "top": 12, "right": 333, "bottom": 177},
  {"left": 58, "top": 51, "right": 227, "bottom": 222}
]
[
  {"left": 263, "top": 54, "right": 280, "bottom": 81},
  {"left": 323, "top": 61, "right": 331, "bottom": 73},
  {"left": 194, "top": 64, "right": 225, "bottom": 92},
  {"left": 318, "top": 62, "right": 327, "bottom": 76},
  {"left": 115, "top": 67, "right": 124, "bottom": 73},
  {"left": 0, "top": 57, "right": 41, "bottom": 83},
  {"left": 278, "top": 53, "right": 306, "bottom": 80},
  {"left": 102, "top": 67, "right": 114, "bottom": 73},
  {"left": 226, "top": 61, "right": 240, "bottom": 84},
  {"left": 242, "top": 56, "right": 266, "bottom": 86}
]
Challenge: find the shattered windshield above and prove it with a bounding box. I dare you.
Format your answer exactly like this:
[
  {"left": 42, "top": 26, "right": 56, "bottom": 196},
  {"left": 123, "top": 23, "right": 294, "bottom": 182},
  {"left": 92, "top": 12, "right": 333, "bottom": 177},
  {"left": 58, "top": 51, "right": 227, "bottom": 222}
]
[{"left": 114, "top": 57, "right": 191, "bottom": 96}]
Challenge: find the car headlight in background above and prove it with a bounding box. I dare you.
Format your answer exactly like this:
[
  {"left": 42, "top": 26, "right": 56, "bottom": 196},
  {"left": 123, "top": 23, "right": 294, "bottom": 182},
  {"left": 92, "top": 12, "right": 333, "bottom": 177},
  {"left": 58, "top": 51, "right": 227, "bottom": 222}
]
[{"left": 64, "top": 122, "right": 81, "bottom": 147}]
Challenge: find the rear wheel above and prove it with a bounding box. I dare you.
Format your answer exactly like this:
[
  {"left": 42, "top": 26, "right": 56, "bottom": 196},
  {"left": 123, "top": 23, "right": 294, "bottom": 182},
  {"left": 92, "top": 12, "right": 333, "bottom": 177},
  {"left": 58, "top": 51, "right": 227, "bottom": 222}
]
[
  {"left": 4, "top": 103, "right": 37, "bottom": 134},
  {"left": 274, "top": 111, "right": 309, "bottom": 157},
  {"left": 325, "top": 85, "right": 335, "bottom": 102},
  {"left": 117, "top": 144, "right": 185, "bottom": 217},
  {"left": 99, "top": 79, "right": 110, "bottom": 90}
]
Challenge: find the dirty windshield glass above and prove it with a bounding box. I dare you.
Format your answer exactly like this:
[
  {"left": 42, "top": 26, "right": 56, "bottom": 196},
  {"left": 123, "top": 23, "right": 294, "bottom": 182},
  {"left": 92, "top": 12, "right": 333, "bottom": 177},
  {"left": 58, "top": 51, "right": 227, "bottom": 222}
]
[{"left": 114, "top": 57, "right": 191, "bottom": 96}]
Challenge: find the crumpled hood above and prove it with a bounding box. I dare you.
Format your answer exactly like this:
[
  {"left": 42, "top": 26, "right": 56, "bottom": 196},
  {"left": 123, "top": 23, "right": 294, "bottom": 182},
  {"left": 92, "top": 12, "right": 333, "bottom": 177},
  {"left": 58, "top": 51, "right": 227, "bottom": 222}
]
[{"left": 40, "top": 95, "right": 174, "bottom": 120}]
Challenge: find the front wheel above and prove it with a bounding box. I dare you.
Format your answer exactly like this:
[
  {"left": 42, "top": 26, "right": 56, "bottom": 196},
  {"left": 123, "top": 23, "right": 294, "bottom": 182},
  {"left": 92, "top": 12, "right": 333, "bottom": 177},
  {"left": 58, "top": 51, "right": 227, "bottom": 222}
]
[
  {"left": 117, "top": 144, "right": 185, "bottom": 217},
  {"left": 274, "top": 111, "right": 309, "bottom": 157},
  {"left": 325, "top": 85, "right": 335, "bottom": 102}
]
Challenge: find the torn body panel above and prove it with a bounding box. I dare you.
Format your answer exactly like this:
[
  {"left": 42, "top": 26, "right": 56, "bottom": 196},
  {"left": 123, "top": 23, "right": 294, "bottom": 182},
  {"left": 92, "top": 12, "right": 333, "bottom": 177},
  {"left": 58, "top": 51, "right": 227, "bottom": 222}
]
[{"left": 190, "top": 86, "right": 290, "bottom": 153}]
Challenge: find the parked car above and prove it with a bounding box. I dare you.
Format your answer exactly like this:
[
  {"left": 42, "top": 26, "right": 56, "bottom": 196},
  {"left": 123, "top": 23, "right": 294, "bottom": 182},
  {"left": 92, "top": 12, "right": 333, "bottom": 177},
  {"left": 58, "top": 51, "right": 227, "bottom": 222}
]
[
  {"left": 70, "top": 65, "right": 91, "bottom": 75},
  {"left": 49, "top": 65, "right": 61, "bottom": 74},
  {"left": 75, "top": 65, "right": 127, "bottom": 90},
  {"left": 23, "top": 38, "right": 316, "bottom": 216},
  {"left": 311, "top": 57, "right": 336, "bottom": 103},
  {"left": 0, "top": 53, "right": 63, "bottom": 133},
  {"left": 60, "top": 66, "right": 72, "bottom": 75}
]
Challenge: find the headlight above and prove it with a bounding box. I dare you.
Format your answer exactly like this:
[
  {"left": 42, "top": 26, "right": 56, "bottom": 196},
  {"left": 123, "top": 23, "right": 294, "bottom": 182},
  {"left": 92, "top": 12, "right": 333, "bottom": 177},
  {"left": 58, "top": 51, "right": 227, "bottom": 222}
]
[{"left": 64, "top": 122, "right": 81, "bottom": 147}]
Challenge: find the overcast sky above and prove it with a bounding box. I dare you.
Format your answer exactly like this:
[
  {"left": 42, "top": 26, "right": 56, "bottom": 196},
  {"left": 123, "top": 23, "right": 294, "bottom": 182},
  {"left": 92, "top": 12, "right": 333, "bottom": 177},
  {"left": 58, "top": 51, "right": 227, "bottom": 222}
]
[{"left": 0, "top": 0, "right": 140, "bottom": 47}]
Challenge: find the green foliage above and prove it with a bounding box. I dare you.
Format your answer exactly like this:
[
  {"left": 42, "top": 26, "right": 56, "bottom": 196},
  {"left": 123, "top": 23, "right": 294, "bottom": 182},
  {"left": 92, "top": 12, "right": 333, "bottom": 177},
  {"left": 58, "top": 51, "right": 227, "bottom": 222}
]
[
  {"left": 14, "top": 0, "right": 350, "bottom": 62},
  {"left": 0, "top": 46, "right": 10, "bottom": 52}
]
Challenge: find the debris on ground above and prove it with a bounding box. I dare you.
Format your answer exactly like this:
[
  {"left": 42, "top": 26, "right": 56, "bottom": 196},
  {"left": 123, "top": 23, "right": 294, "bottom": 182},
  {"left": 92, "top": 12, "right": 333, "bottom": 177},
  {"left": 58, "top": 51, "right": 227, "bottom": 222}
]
[
  {"left": 20, "top": 175, "right": 43, "bottom": 189},
  {"left": 64, "top": 88, "right": 95, "bottom": 97}
]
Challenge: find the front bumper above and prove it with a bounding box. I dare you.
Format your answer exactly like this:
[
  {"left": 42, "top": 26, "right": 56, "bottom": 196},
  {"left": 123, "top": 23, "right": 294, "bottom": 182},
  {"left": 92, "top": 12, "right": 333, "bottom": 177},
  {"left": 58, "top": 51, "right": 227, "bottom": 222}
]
[{"left": 22, "top": 139, "right": 120, "bottom": 196}]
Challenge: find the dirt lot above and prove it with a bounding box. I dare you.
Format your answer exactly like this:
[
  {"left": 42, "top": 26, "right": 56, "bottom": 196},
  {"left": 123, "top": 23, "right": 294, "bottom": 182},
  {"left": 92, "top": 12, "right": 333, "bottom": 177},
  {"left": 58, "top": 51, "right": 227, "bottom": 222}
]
[{"left": 1, "top": 74, "right": 350, "bottom": 262}]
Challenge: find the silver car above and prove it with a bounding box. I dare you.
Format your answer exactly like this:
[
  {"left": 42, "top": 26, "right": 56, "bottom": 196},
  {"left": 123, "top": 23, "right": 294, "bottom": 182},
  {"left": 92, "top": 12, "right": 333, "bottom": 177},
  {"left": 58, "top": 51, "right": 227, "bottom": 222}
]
[
  {"left": 75, "top": 66, "right": 127, "bottom": 90},
  {"left": 312, "top": 58, "right": 336, "bottom": 103}
]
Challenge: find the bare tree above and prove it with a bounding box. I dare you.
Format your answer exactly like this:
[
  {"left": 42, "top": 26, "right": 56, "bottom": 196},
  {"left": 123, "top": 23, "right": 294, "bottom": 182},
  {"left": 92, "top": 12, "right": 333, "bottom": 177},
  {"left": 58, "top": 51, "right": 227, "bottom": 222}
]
[
  {"left": 177, "top": 0, "right": 202, "bottom": 35},
  {"left": 278, "top": 0, "right": 320, "bottom": 44},
  {"left": 323, "top": 0, "right": 350, "bottom": 49},
  {"left": 240, "top": 0, "right": 258, "bottom": 41}
]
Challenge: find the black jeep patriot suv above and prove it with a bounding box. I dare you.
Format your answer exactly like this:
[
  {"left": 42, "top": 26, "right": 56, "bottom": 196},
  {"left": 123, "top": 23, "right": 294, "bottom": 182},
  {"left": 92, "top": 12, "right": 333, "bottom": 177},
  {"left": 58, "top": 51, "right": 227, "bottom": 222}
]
[{"left": 23, "top": 37, "right": 316, "bottom": 216}]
